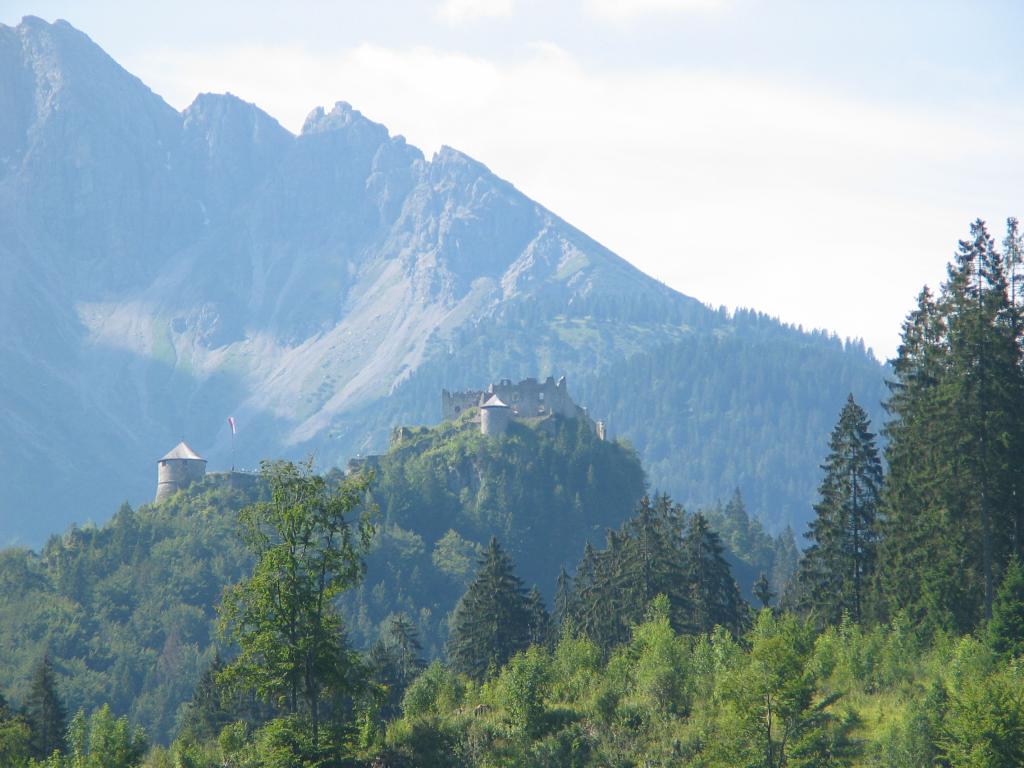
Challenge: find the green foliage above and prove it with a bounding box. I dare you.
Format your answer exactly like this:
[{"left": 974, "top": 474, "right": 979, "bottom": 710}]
[
  {"left": 346, "top": 414, "right": 646, "bottom": 656},
  {"left": 684, "top": 512, "right": 745, "bottom": 634},
  {"left": 400, "top": 663, "right": 466, "bottom": 720},
  {"left": 25, "top": 654, "right": 67, "bottom": 760},
  {"left": 39, "top": 705, "right": 149, "bottom": 768},
  {"left": 705, "top": 489, "right": 799, "bottom": 602},
  {"left": 880, "top": 219, "right": 1024, "bottom": 631},
  {"left": 495, "top": 646, "right": 552, "bottom": 736},
  {"left": 176, "top": 654, "right": 234, "bottom": 744},
  {"left": 988, "top": 557, "right": 1024, "bottom": 660},
  {"left": 621, "top": 595, "right": 691, "bottom": 715},
  {"left": 447, "top": 538, "right": 534, "bottom": 680},
  {"left": 218, "top": 460, "right": 375, "bottom": 755},
  {"left": 0, "top": 479, "right": 263, "bottom": 744},
  {"left": 797, "top": 395, "right": 882, "bottom": 625},
  {"left": 567, "top": 495, "right": 747, "bottom": 649},
  {"left": 366, "top": 614, "right": 426, "bottom": 718},
  {"left": 384, "top": 607, "right": 914, "bottom": 767},
  {"left": 0, "top": 715, "right": 32, "bottom": 767},
  {"left": 940, "top": 659, "right": 1024, "bottom": 767},
  {"left": 430, "top": 531, "right": 481, "bottom": 587}
]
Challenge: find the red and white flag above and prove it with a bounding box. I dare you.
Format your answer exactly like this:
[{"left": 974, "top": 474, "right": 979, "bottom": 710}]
[{"left": 227, "top": 416, "right": 237, "bottom": 435}]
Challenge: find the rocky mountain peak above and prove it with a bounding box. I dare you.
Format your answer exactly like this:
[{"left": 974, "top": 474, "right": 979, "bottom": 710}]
[
  {"left": 301, "top": 100, "right": 388, "bottom": 139},
  {"left": 0, "top": 19, "right": 887, "bottom": 549}
]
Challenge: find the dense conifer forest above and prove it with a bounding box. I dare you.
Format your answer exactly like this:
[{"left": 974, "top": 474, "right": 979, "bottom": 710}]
[{"left": 2, "top": 219, "right": 1024, "bottom": 766}]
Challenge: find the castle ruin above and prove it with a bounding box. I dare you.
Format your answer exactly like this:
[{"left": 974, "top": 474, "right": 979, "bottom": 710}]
[{"left": 442, "top": 376, "right": 604, "bottom": 438}]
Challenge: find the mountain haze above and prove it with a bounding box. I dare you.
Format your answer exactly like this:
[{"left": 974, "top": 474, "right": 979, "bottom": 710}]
[{"left": 0, "top": 16, "right": 887, "bottom": 545}]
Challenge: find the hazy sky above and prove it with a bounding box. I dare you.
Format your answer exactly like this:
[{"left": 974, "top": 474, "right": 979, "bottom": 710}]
[{"left": 6, "top": 0, "right": 1024, "bottom": 358}]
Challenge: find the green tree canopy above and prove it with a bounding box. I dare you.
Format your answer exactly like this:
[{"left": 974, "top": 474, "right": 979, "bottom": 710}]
[
  {"left": 880, "top": 219, "right": 1024, "bottom": 632},
  {"left": 988, "top": 556, "right": 1024, "bottom": 660},
  {"left": 25, "top": 654, "right": 66, "bottom": 760},
  {"left": 218, "top": 459, "right": 375, "bottom": 755},
  {"left": 797, "top": 394, "right": 883, "bottom": 625},
  {"left": 447, "top": 537, "right": 533, "bottom": 680}
]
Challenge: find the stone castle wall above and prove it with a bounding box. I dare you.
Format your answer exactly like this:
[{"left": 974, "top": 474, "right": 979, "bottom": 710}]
[
  {"left": 487, "top": 376, "right": 583, "bottom": 420},
  {"left": 441, "top": 376, "right": 591, "bottom": 424},
  {"left": 442, "top": 389, "right": 484, "bottom": 421}
]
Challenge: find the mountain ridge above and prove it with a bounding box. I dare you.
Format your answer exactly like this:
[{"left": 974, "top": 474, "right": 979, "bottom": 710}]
[{"left": 0, "top": 16, "right": 886, "bottom": 545}]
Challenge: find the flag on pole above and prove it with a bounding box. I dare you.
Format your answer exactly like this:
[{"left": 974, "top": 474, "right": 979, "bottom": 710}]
[{"left": 227, "top": 416, "right": 237, "bottom": 435}]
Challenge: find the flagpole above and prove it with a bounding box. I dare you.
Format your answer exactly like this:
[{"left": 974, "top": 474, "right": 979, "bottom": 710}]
[{"left": 228, "top": 417, "right": 237, "bottom": 472}]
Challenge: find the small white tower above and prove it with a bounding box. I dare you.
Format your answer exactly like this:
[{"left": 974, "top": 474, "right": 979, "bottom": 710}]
[{"left": 155, "top": 441, "right": 207, "bottom": 502}]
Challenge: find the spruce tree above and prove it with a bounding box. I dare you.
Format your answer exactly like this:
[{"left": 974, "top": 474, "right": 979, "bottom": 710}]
[
  {"left": 574, "top": 532, "right": 630, "bottom": 648},
  {"left": 878, "top": 286, "right": 957, "bottom": 629},
  {"left": 179, "top": 653, "right": 233, "bottom": 743},
  {"left": 941, "top": 220, "right": 1023, "bottom": 617},
  {"left": 553, "top": 566, "right": 574, "bottom": 631},
  {"left": 798, "top": 395, "right": 882, "bottom": 625},
  {"left": 368, "top": 614, "right": 425, "bottom": 717},
  {"left": 619, "top": 495, "right": 691, "bottom": 633},
  {"left": 526, "top": 586, "right": 553, "bottom": 647},
  {"left": 684, "top": 512, "right": 744, "bottom": 633},
  {"left": 386, "top": 614, "right": 425, "bottom": 685},
  {"left": 880, "top": 220, "right": 1024, "bottom": 630},
  {"left": 572, "top": 495, "right": 696, "bottom": 648},
  {"left": 24, "top": 654, "right": 66, "bottom": 760},
  {"left": 447, "top": 537, "right": 532, "bottom": 679},
  {"left": 988, "top": 556, "right": 1024, "bottom": 659}
]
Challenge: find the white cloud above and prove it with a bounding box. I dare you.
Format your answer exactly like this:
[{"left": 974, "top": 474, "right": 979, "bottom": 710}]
[
  {"left": 585, "top": 0, "right": 727, "bottom": 21},
  {"left": 437, "top": 0, "right": 515, "bottom": 23},
  {"left": 129, "top": 42, "right": 1024, "bottom": 359}
]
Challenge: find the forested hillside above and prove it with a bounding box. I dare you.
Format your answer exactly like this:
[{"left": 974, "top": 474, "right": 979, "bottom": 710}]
[
  {"left": 0, "top": 413, "right": 648, "bottom": 741},
  {"left": 344, "top": 413, "right": 648, "bottom": 655},
  {"left": 0, "top": 219, "right": 1017, "bottom": 767},
  {"left": 0, "top": 482, "right": 259, "bottom": 745}
]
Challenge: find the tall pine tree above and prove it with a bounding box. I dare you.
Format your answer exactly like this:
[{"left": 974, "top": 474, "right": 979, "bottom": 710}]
[
  {"left": 798, "top": 395, "right": 882, "bottom": 625},
  {"left": 448, "top": 538, "right": 532, "bottom": 679},
  {"left": 553, "top": 566, "right": 574, "bottom": 632},
  {"left": 880, "top": 220, "right": 1024, "bottom": 630},
  {"left": 525, "top": 586, "right": 553, "bottom": 648},
  {"left": 684, "top": 512, "right": 744, "bottom": 633},
  {"left": 572, "top": 496, "right": 695, "bottom": 648},
  {"left": 24, "top": 654, "right": 66, "bottom": 760},
  {"left": 987, "top": 556, "right": 1024, "bottom": 660}
]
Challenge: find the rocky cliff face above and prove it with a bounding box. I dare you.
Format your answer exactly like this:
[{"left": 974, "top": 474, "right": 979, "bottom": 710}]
[{"left": 0, "top": 17, "right": 886, "bottom": 545}]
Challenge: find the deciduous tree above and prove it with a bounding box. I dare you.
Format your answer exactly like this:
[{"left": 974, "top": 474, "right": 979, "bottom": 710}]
[{"left": 218, "top": 459, "right": 375, "bottom": 754}]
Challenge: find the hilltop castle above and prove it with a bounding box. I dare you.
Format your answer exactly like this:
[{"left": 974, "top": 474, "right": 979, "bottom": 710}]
[
  {"left": 154, "top": 441, "right": 257, "bottom": 502},
  {"left": 442, "top": 376, "right": 605, "bottom": 439},
  {"left": 156, "top": 379, "right": 605, "bottom": 494}
]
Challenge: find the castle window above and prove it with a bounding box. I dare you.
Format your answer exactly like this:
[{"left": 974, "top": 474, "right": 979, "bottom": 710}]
[
  {"left": 454, "top": 406, "right": 461, "bottom": 414},
  {"left": 538, "top": 392, "right": 545, "bottom": 402}
]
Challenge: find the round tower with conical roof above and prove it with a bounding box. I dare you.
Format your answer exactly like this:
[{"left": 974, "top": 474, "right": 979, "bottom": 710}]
[
  {"left": 480, "top": 394, "right": 511, "bottom": 437},
  {"left": 155, "top": 441, "right": 207, "bottom": 501}
]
